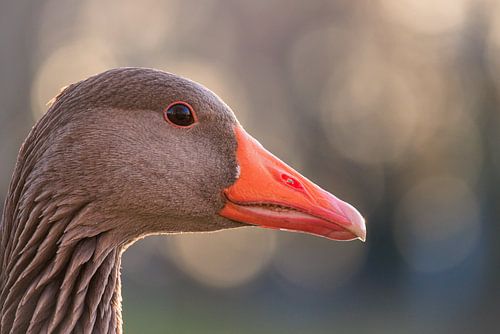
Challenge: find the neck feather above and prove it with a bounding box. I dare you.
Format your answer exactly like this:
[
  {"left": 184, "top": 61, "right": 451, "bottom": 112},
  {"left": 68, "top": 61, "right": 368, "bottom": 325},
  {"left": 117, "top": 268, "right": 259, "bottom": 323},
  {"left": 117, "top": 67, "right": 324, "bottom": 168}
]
[{"left": 0, "top": 188, "right": 123, "bottom": 334}]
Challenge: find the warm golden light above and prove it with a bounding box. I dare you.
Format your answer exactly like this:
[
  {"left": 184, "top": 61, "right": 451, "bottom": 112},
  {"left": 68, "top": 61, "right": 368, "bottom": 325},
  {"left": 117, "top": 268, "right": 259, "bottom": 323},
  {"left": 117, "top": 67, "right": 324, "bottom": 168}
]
[
  {"left": 78, "top": 0, "right": 178, "bottom": 52},
  {"left": 166, "top": 228, "right": 277, "bottom": 288},
  {"left": 0, "top": 0, "right": 492, "bottom": 332},
  {"left": 30, "top": 38, "right": 118, "bottom": 120},
  {"left": 380, "top": 0, "right": 470, "bottom": 34}
]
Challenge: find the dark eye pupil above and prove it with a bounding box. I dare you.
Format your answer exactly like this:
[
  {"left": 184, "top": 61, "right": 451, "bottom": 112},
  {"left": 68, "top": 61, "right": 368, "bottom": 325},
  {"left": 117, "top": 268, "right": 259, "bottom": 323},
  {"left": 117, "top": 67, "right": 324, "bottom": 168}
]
[{"left": 166, "top": 104, "right": 194, "bottom": 126}]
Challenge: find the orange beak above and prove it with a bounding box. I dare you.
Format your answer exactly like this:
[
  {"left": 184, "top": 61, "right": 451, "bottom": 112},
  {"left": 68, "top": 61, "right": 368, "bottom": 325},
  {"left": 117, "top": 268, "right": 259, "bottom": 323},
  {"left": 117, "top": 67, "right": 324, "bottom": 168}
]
[{"left": 219, "top": 125, "right": 366, "bottom": 241}]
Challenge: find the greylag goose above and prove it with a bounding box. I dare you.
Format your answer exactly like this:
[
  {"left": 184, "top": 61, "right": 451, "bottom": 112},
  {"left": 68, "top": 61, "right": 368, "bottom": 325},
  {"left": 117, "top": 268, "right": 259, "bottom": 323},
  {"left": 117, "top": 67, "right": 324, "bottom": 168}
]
[{"left": 0, "top": 67, "right": 365, "bottom": 333}]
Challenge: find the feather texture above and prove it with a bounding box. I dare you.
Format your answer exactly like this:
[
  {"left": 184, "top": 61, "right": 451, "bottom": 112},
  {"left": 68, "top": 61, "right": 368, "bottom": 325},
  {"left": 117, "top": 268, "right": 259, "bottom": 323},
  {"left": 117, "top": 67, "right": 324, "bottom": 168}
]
[{"left": 0, "top": 68, "right": 241, "bottom": 333}]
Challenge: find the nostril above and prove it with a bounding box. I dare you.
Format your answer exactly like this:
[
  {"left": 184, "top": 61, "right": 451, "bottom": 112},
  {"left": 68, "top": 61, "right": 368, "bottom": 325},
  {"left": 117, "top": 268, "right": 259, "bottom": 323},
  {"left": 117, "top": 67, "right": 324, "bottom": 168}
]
[{"left": 280, "top": 173, "right": 303, "bottom": 190}]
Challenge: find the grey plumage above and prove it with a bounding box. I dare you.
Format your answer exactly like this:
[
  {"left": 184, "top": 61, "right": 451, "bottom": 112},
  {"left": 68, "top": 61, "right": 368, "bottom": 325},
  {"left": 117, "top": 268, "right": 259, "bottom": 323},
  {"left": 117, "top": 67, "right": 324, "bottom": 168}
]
[{"left": 0, "top": 68, "right": 246, "bottom": 333}]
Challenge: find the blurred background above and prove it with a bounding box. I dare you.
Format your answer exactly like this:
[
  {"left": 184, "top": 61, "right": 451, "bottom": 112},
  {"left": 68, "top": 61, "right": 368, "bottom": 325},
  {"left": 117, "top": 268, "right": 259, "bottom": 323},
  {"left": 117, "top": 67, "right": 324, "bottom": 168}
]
[{"left": 1, "top": 0, "right": 500, "bottom": 333}]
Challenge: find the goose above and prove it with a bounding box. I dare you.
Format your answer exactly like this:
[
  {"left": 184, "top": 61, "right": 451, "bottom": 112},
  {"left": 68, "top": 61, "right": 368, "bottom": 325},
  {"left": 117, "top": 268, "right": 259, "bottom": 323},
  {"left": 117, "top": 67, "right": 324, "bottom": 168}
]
[{"left": 0, "top": 67, "right": 366, "bottom": 334}]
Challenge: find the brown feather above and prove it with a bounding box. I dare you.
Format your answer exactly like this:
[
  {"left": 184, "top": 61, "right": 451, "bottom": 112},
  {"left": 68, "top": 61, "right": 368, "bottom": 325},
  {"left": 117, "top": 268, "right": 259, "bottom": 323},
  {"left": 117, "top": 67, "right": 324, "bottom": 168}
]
[{"left": 0, "top": 67, "right": 245, "bottom": 333}]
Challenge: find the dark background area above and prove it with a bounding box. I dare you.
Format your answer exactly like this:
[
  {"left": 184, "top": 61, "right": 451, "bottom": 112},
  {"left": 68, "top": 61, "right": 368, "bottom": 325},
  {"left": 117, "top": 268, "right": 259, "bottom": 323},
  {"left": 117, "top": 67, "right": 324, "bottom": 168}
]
[{"left": 1, "top": 0, "right": 499, "bottom": 333}]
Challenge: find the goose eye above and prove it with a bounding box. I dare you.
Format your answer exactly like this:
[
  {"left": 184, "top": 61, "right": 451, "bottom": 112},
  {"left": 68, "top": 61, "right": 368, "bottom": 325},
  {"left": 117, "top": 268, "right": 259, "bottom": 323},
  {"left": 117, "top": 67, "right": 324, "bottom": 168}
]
[{"left": 164, "top": 102, "right": 196, "bottom": 127}]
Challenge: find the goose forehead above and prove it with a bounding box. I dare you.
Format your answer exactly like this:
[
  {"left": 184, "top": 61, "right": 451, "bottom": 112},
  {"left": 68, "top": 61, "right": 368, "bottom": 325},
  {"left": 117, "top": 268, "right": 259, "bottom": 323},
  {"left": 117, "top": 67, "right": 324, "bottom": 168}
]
[{"left": 53, "top": 67, "right": 238, "bottom": 123}]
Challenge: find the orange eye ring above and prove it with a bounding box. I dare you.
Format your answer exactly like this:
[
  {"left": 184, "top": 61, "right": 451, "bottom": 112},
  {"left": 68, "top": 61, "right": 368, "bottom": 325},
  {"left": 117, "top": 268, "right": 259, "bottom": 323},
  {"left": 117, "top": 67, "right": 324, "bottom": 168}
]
[{"left": 163, "top": 101, "right": 198, "bottom": 128}]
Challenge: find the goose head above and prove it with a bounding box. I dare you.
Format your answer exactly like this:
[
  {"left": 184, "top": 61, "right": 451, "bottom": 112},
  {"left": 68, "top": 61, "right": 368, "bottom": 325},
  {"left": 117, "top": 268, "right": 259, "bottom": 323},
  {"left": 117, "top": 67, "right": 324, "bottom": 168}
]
[{"left": 32, "top": 67, "right": 366, "bottom": 244}]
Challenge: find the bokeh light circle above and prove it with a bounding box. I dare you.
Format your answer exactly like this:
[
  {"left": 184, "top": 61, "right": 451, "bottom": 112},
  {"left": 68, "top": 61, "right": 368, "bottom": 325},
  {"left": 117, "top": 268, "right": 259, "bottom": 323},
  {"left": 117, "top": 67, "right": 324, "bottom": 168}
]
[
  {"left": 272, "top": 233, "right": 366, "bottom": 292},
  {"left": 31, "top": 38, "right": 118, "bottom": 120},
  {"left": 394, "top": 176, "right": 481, "bottom": 273},
  {"left": 78, "top": 0, "right": 178, "bottom": 53},
  {"left": 166, "top": 228, "right": 276, "bottom": 288},
  {"left": 380, "top": 0, "right": 470, "bottom": 34},
  {"left": 320, "top": 67, "right": 420, "bottom": 166}
]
